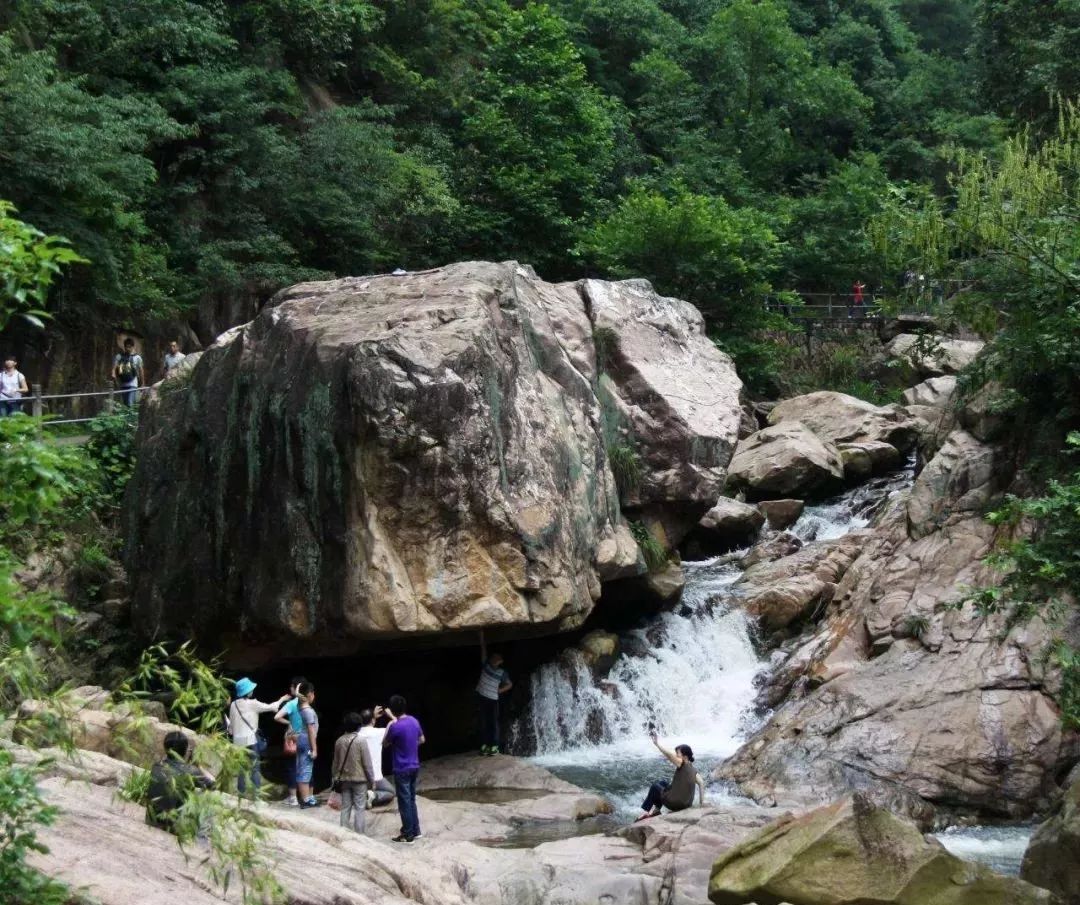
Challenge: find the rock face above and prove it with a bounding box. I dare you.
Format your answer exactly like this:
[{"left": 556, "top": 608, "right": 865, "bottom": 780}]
[
  {"left": 718, "top": 427, "right": 1074, "bottom": 824},
  {"left": 726, "top": 422, "right": 844, "bottom": 500},
  {"left": 709, "top": 796, "right": 1059, "bottom": 905},
  {"left": 768, "top": 390, "right": 918, "bottom": 452},
  {"left": 887, "top": 333, "right": 984, "bottom": 377},
  {"left": 757, "top": 499, "right": 805, "bottom": 531},
  {"left": 902, "top": 375, "right": 957, "bottom": 408},
  {"left": 125, "top": 263, "right": 742, "bottom": 652},
  {"left": 1022, "top": 774, "right": 1080, "bottom": 904}
]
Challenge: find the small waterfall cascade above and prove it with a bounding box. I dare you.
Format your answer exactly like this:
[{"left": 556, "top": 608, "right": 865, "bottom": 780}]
[
  {"left": 516, "top": 461, "right": 917, "bottom": 770},
  {"left": 520, "top": 556, "right": 755, "bottom": 758}
]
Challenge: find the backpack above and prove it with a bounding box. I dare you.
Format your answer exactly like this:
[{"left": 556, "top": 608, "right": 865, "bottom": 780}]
[{"left": 117, "top": 354, "right": 138, "bottom": 381}]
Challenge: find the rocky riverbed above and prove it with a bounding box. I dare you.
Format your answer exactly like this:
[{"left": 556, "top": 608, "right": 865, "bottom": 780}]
[{"left": 64, "top": 262, "right": 1078, "bottom": 904}]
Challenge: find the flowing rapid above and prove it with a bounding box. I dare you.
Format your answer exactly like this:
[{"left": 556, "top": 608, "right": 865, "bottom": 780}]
[{"left": 515, "top": 465, "right": 915, "bottom": 816}]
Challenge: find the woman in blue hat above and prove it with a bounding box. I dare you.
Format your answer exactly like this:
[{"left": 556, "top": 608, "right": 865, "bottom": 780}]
[{"left": 227, "top": 677, "right": 290, "bottom": 795}]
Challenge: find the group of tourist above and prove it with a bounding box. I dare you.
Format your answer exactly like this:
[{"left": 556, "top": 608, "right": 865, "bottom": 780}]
[
  {"left": 0, "top": 339, "right": 187, "bottom": 416},
  {"left": 111, "top": 337, "right": 187, "bottom": 405},
  {"left": 144, "top": 592, "right": 704, "bottom": 844}
]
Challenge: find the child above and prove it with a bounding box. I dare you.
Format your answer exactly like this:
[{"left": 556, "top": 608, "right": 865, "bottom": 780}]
[{"left": 294, "top": 682, "right": 320, "bottom": 808}]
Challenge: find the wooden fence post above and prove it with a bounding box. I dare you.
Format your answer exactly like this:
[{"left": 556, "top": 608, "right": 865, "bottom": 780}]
[{"left": 31, "top": 383, "right": 43, "bottom": 419}]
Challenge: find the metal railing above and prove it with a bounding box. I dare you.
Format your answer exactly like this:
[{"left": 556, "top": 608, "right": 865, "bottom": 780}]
[{"left": 14, "top": 384, "right": 154, "bottom": 426}]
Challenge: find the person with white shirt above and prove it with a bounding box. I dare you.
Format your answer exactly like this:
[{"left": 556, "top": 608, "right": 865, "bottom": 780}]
[
  {"left": 227, "top": 677, "right": 289, "bottom": 796},
  {"left": 0, "top": 356, "right": 28, "bottom": 417},
  {"left": 358, "top": 706, "right": 396, "bottom": 807},
  {"left": 161, "top": 340, "right": 187, "bottom": 380}
]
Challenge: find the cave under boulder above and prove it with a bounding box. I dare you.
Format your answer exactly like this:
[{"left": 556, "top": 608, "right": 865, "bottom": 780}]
[{"left": 124, "top": 262, "right": 743, "bottom": 657}]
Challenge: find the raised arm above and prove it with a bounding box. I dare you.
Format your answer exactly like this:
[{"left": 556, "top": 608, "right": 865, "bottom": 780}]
[
  {"left": 256, "top": 694, "right": 290, "bottom": 714},
  {"left": 650, "top": 732, "right": 680, "bottom": 767}
]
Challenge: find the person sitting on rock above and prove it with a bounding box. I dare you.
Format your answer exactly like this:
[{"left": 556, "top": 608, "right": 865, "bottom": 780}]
[
  {"left": 146, "top": 730, "right": 215, "bottom": 835},
  {"left": 476, "top": 636, "right": 512, "bottom": 755},
  {"left": 636, "top": 732, "right": 706, "bottom": 821},
  {"left": 358, "top": 706, "right": 396, "bottom": 808}
]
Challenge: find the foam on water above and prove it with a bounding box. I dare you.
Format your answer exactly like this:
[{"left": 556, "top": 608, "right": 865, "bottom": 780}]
[
  {"left": 934, "top": 825, "right": 1034, "bottom": 876},
  {"left": 518, "top": 467, "right": 915, "bottom": 817}
]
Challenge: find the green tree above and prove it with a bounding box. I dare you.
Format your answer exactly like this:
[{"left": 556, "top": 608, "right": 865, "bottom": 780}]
[
  {"left": 978, "top": 0, "right": 1080, "bottom": 127},
  {"left": 586, "top": 184, "right": 783, "bottom": 332},
  {"left": 459, "top": 2, "right": 616, "bottom": 272},
  {"left": 0, "top": 202, "right": 87, "bottom": 331},
  {"left": 874, "top": 102, "right": 1080, "bottom": 426}
]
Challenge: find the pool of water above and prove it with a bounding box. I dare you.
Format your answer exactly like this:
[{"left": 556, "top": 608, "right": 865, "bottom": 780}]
[
  {"left": 422, "top": 787, "right": 548, "bottom": 804},
  {"left": 476, "top": 813, "right": 622, "bottom": 849}
]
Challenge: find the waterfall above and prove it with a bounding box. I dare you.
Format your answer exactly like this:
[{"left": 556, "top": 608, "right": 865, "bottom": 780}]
[
  {"left": 519, "top": 557, "right": 757, "bottom": 758},
  {"left": 516, "top": 462, "right": 916, "bottom": 767}
]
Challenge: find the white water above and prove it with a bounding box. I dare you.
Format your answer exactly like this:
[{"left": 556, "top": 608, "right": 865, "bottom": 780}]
[
  {"left": 934, "top": 825, "right": 1034, "bottom": 877},
  {"left": 518, "top": 466, "right": 918, "bottom": 817}
]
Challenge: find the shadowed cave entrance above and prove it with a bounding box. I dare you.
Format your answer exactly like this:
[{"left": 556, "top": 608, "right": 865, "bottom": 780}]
[{"left": 233, "top": 590, "right": 661, "bottom": 791}]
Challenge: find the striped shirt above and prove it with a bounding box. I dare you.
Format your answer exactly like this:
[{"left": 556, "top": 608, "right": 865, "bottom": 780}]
[{"left": 476, "top": 663, "right": 509, "bottom": 700}]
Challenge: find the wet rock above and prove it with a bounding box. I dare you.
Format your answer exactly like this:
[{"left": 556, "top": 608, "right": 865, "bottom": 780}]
[
  {"left": 887, "top": 333, "right": 984, "bottom": 378},
  {"left": 578, "top": 630, "right": 619, "bottom": 670},
  {"left": 902, "top": 376, "right": 957, "bottom": 408},
  {"left": 741, "top": 532, "right": 804, "bottom": 569},
  {"left": 756, "top": 499, "right": 805, "bottom": 531},
  {"left": 718, "top": 496, "right": 1072, "bottom": 824},
  {"left": 768, "top": 390, "right": 918, "bottom": 453},
  {"left": 126, "top": 263, "right": 742, "bottom": 654},
  {"left": 726, "top": 423, "right": 844, "bottom": 500},
  {"left": 645, "top": 560, "right": 686, "bottom": 604},
  {"left": 698, "top": 498, "right": 765, "bottom": 546},
  {"left": 1022, "top": 774, "right": 1080, "bottom": 904},
  {"left": 735, "top": 535, "right": 865, "bottom": 635},
  {"left": 709, "top": 795, "right": 1059, "bottom": 905},
  {"left": 838, "top": 439, "right": 903, "bottom": 480}
]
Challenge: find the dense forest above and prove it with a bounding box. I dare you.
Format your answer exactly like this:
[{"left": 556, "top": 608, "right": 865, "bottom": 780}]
[{"left": 1, "top": 0, "right": 1072, "bottom": 363}]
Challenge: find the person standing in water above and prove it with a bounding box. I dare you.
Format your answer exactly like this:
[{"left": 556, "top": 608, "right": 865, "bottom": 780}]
[{"left": 636, "top": 732, "right": 706, "bottom": 821}]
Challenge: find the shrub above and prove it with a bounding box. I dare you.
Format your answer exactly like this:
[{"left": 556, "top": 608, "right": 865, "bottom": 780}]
[
  {"left": 630, "top": 520, "right": 667, "bottom": 571},
  {"left": 84, "top": 407, "right": 139, "bottom": 507},
  {"left": 608, "top": 442, "right": 642, "bottom": 497},
  {"left": 969, "top": 432, "right": 1080, "bottom": 728}
]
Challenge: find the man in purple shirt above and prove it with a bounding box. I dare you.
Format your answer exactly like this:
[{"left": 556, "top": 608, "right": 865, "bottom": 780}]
[{"left": 383, "top": 694, "right": 425, "bottom": 843}]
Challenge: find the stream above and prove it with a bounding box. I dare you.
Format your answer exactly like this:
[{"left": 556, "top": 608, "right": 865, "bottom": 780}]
[{"left": 514, "top": 464, "right": 1034, "bottom": 874}]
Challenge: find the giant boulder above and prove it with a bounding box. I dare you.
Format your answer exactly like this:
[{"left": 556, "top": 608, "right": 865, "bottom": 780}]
[
  {"left": 726, "top": 422, "right": 844, "bottom": 500},
  {"left": 124, "top": 263, "right": 742, "bottom": 654},
  {"left": 1022, "top": 773, "right": 1080, "bottom": 904},
  {"left": 768, "top": 390, "right": 918, "bottom": 454},
  {"left": 709, "top": 796, "right": 1059, "bottom": 905},
  {"left": 887, "top": 333, "right": 984, "bottom": 378}
]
